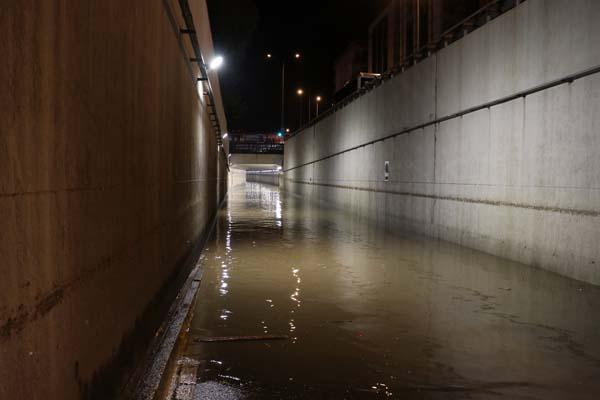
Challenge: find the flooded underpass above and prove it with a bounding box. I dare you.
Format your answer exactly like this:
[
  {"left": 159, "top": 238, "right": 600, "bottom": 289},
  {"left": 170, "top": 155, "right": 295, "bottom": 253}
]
[{"left": 167, "top": 183, "right": 600, "bottom": 400}]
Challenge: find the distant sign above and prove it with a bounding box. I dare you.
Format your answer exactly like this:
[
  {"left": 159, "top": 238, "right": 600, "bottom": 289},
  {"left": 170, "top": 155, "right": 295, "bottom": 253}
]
[{"left": 384, "top": 161, "right": 389, "bottom": 182}]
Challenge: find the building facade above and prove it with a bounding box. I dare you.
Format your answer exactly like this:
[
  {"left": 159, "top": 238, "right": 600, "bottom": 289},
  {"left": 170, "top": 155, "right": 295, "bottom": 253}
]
[{"left": 368, "top": 0, "right": 490, "bottom": 73}]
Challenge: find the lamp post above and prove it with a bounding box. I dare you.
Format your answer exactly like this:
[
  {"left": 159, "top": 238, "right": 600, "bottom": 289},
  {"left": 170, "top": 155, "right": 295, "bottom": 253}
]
[
  {"left": 296, "top": 88, "right": 304, "bottom": 127},
  {"left": 266, "top": 52, "right": 301, "bottom": 133},
  {"left": 315, "top": 95, "right": 322, "bottom": 117}
]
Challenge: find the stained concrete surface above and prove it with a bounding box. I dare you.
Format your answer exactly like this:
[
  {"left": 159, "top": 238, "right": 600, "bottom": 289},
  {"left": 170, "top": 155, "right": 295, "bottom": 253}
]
[
  {"left": 167, "top": 183, "right": 600, "bottom": 399},
  {"left": 0, "top": 1, "right": 226, "bottom": 398},
  {"left": 284, "top": 0, "right": 600, "bottom": 285}
]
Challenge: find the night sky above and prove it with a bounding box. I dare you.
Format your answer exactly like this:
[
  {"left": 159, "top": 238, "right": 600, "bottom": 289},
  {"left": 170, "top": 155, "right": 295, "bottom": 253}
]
[{"left": 206, "top": 0, "right": 390, "bottom": 132}]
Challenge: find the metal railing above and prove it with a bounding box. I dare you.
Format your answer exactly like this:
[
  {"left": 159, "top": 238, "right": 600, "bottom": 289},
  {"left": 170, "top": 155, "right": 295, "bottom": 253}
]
[
  {"left": 287, "top": 0, "right": 526, "bottom": 139},
  {"left": 229, "top": 142, "right": 284, "bottom": 154}
]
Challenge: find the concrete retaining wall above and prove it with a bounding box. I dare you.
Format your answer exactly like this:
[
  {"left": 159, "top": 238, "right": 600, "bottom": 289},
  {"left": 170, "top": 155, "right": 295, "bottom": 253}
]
[
  {"left": 284, "top": 0, "right": 600, "bottom": 285},
  {"left": 229, "top": 168, "right": 248, "bottom": 188},
  {"left": 247, "top": 172, "right": 282, "bottom": 186},
  {"left": 0, "top": 1, "right": 227, "bottom": 399}
]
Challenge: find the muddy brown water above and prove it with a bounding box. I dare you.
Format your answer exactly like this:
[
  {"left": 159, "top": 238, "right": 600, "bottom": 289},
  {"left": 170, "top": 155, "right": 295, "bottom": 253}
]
[{"left": 179, "top": 183, "right": 600, "bottom": 399}]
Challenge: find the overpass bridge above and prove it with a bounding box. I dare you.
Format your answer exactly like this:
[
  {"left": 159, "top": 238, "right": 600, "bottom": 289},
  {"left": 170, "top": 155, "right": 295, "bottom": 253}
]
[{"left": 227, "top": 132, "right": 284, "bottom": 186}]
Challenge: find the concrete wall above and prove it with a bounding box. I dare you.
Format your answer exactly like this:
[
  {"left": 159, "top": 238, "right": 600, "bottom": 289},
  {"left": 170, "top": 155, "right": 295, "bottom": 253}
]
[
  {"left": 284, "top": 0, "right": 600, "bottom": 285},
  {"left": 229, "top": 153, "right": 284, "bottom": 169},
  {"left": 0, "top": 1, "right": 227, "bottom": 399},
  {"left": 247, "top": 172, "right": 282, "bottom": 186},
  {"left": 229, "top": 168, "right": 248, "bottom": 189}
]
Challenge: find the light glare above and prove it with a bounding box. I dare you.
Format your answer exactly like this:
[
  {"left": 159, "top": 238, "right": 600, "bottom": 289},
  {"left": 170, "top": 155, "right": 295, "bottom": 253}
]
[{"left": 209, "top": 56, "right": 224, "bottom": 70}]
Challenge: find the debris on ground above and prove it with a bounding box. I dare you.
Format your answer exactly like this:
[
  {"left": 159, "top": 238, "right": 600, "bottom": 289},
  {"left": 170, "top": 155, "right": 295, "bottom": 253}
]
[{"left": 194, "top": 335, "right": 289, "bottom": 343}]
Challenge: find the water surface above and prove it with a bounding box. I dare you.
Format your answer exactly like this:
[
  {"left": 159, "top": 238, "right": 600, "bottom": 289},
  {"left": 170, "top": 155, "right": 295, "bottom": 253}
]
[{"left": 181, "top": 183, "right": 600, "bottom": 399}]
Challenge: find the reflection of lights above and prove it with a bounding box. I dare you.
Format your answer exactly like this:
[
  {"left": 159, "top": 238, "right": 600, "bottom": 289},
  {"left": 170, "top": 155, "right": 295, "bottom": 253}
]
[
  {"left": 219, "top": 309, "right": 232, "bottom": 320},
  {"left": 219, "top": 210, "right": 233, "bottom": 297},
  {"left": 219, "top": 272, "right": 229, "bottom": 295},
  {"left": 370, "top": 383, "right": 393, "bottom": 397},
  {"left": 290, "top": 264, "right": 302, "bottom": 343}
]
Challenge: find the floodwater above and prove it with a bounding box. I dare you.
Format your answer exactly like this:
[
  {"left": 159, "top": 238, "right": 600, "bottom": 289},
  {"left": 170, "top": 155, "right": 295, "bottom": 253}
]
[{"left": 178, "top": 183, "right": 600, "bottom": 399}]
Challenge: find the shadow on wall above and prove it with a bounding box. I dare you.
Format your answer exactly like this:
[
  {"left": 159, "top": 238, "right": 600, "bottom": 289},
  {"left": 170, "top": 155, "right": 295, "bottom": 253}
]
[{"left": 0, "top": 0, "right": 227, "bottom": 399}]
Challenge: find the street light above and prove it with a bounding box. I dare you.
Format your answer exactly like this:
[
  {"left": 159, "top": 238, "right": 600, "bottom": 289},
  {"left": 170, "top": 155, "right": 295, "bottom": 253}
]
[
  {"left": 297, "top": 88, "right": 304, "bottom": 126},
  {"left": 315, "top": 95, "right": 322, "bottom": 116},
  {"left": 265, "top": 52, "right": 302, "bottom": 133}
]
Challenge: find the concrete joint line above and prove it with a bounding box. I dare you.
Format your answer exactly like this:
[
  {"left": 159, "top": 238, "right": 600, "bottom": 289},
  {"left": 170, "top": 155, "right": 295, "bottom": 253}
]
[
  {"left": 283, "top": 63, "right": 600, "bottom": 173},
  {"left": 285, "top": 179, "right": 600, "bottom": 218}
]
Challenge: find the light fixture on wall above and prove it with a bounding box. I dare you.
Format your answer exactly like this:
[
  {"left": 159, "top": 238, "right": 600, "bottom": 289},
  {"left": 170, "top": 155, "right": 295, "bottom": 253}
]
[{"left": 208, "top": 55, "right": 224, "bottom": 70}]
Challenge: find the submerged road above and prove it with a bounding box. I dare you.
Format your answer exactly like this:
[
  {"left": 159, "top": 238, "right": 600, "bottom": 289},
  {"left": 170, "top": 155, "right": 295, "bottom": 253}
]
[{"left": 167, "top": 183, "right": 600, "bottom": 399}]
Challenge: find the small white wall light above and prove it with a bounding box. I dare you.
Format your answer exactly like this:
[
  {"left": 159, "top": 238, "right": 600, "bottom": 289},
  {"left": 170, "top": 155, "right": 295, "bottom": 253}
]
[{"left": 209, "top": 56, "right": 224, "bottom": 70}]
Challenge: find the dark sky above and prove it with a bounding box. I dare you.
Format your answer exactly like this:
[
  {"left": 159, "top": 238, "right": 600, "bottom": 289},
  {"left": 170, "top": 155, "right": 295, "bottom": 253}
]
[{"left": 206, "top": 0, "right": 389, "bottom": 132}]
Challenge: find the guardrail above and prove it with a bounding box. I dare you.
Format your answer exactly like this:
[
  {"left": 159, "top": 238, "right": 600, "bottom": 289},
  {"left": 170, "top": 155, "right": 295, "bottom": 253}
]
[
  {"left": 229, "top": 142, "right": 284, "bottom": 154},
  {"left": 287, "top": 0, "right": 526, "bottom": 140}
]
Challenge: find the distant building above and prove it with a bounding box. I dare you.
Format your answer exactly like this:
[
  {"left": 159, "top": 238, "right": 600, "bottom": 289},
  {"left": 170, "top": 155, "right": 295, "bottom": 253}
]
[{"left": 368, "top": 0, "right": 490, "bottom": 73}]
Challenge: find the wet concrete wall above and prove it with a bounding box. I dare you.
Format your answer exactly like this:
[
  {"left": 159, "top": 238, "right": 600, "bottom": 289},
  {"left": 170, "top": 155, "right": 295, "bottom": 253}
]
[
  {"left": 247, "top": 172, "right": 282, "bottom": 186},
  {"left": 0, "top": 1, "right": 227, "bottom": 399},
  {"left": 229, "top": 168, "right": 248, "bottom": 189},
  {"left": 284, "top": 0, "right": 600, "bottom": 285}
]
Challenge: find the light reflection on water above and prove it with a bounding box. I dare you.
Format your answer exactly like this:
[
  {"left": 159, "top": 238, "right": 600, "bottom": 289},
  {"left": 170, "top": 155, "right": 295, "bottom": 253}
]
[{"left": 184, "top": 183, "right": 600, "bottom": 399}]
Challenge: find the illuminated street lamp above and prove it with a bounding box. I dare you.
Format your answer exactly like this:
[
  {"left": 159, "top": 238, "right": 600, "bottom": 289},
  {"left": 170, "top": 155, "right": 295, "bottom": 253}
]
[
  {"left": 297, "top": 88, "right": 304, "bottom": 126},
  {"left": 266, "top": 52, "right": 302, "bottom": 133},
  {"left": 315, "top": 95, "right": 322, "bottom": 116}
]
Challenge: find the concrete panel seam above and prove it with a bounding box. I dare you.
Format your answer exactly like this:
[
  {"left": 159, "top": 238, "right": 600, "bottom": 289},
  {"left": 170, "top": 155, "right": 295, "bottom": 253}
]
[
  {"left": 284, "top": 179, "right": 600, "bottom": 217},
  {"left": 284, "top": 63, "right": 600, "bottom": 173}
]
